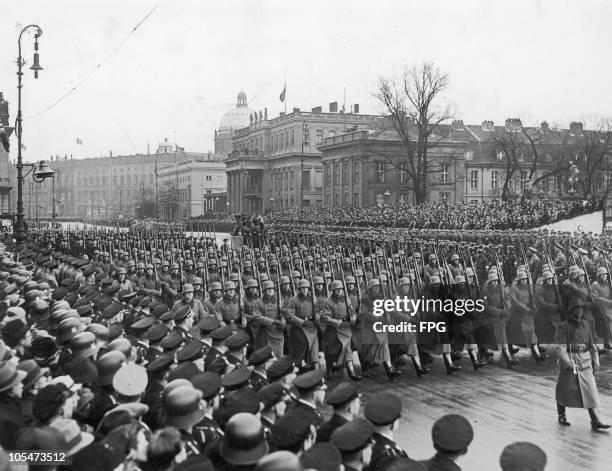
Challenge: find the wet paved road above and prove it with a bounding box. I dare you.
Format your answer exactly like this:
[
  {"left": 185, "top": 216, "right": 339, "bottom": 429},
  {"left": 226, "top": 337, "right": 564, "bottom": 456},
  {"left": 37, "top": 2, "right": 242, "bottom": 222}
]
[{"left": 327, "top": 350, "right": 612, "bottom": 470}]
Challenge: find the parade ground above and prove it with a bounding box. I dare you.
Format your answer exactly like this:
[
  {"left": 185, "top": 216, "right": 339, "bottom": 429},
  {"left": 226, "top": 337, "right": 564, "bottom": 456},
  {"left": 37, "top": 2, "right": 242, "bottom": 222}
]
[{"left": 355, "top": 351, "right": 612, "bottom": 470}]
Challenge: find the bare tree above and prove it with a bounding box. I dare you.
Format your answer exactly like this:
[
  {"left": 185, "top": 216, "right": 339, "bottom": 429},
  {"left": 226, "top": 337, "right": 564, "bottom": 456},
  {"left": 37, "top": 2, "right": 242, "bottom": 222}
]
[{"left": 374, "top": 62, "right": 454, "bottom": 203}]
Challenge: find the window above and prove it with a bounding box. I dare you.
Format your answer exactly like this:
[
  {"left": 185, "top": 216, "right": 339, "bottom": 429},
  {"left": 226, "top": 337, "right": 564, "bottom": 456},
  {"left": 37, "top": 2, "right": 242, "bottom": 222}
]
[
  {"left": 376, "top": 192, "right": 385, "bottom": 206},
  {"left": 465, "top": 150, "right": 474, "bottom": 161},
  {"left": 325, "top": 165, "right": 331, "bottom": 186},
  {"left": 285, "top": 131, "right": 289, "bottom": 150},
  {"left": 553, "top": 175, "right": 560, "bottom": 191},
  {"left": 399, "top": 164, "right": 407, "bottom": 183},
  {"left": 353, "top": 162, "right": 360, "bottom": 183},
  {"left": 440, "top": 192, "right": 450, "bottom": 202},
  {"left": 315, "top": 170, "right": 322, "bottom": 188},
  {"left": 343, "top": 193, "right": 349, "bottom": 205},
  {"left": 326, "top": 194, "right": 331, "bottom": 206},
  {"left": 353, "top": 192, "right": 359, "bottom": 204},
  {"left": 302, "top": 170, "right": 310, "bottom": 189},
  {"left": 376, "top": 162, "right": 385, "bottom": 183},
  {"left": 290, "top": 171, "right": 294, "bottom": 190},
  {"left": 291, "top": 129, "right": 295, "bottom": 146},
  {"left": 496, "top": 151, "right": 504, "bottom": 161},
  {"left": 343, "top": 163, "right": 349, "bottom": 185},
  {"left": 316, "top": 129, "right": 323, "bottom": 145},
  {"left": 441, "top": 164, "right": 448, "bottom": 183},
  {"left": 303, "top": 125, "right": 310, "bottom": 146},
  {"left": 469, "top": 170, "right": 478, "bottom": 192},
  {"left": 399, "top": 193, "right": 408, "bottom": 204},
  {"left": 334, "top": 164, "right": 340, "bottom": 185},
  {"left": 520, "top": 170, "right": 529, "bottom": 190},
  {"left": 491, "top": 170, "right": 499, "bottom": 189},
  {"left": 334, "top": 194, "right": 340, "bottom": 206}
]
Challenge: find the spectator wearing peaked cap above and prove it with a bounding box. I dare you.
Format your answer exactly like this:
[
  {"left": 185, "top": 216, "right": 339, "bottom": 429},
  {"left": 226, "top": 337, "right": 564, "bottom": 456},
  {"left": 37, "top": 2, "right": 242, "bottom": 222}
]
[
  {"left": 249, "top": 346, "right": 274, "bottom": 392},
  {"left": 160, "top": 330, "right": 183, "bottom": 353},
  {"left": 300, "top": 442, "right": 342, "bottom": 471},
  {"left": 225, "top": 330, "right": 250, "bottom": 365},
  {"left": 289, "top": 369, "right": 327, "bottom": 428},
  {"left": 317, "top": 382, "right": 360, "bottom": 443},
  {"left": 270, "top": 409, "right": 317, "bottom": 453},
  {"left": 499, "top": 441, "right": 547, "bottom": 471},
  {"left": 89, "top": 350, "right": 126, "bottom": 428},
  {"left": 71, "top": 331, "right": 96, "bottom": 359},
  {"left": 364, "top": 392, "right": 408, "bottom": 469},
  {"left": 257, "top": 382, "right": 287, "bottom": 437},
  {"left": 113, "top": 363, "right": 148, "bottom": 402},
  {"left": 417, "top": 414, "right": 474, "bottom": 471},
  {"left": 331, "top": 418, "right": 375, "bottom": 470},
  {"left": 222, "top": 366, "right": 252, "bottom": 392},
  {"left": 167, "top": 361, "right": 200, "bottom": 383},
  {"left": 266, "top": 355, "right": 297, "bottom": 389},
  {"left": 213, "top": 388, "right": 261, "bottom": 430}
]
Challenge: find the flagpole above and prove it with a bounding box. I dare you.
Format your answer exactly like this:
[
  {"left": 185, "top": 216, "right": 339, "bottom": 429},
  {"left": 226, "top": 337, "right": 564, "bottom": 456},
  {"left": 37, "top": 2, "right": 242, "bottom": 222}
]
[{"left": 284, "top": 69, "right": 287, "bottom": 115}]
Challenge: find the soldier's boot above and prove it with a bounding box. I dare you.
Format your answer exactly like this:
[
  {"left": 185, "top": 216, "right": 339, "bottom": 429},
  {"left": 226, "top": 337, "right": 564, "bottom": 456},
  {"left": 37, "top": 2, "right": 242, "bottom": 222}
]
[
  {"left": 468, "top": 349, "right": 486, "bottom": 370},
  {"left": 479, "top": 347, "right": 494, "bottom": 359},
  {"left": 410, "top": 355, "right": 431, "bottom": 378},
  {"left": 557, "top": 404, "right": 570, "bottom": 426},
  {"left": 530, "top": 344, "right": 547, "bottom": 364},
  {"left": 509, "top": 345, "right": 520, "bottom": 355},
  {"left": 345, "top": 361, "right": 362, "bottom": 382},
  {"left": 383, "top": 361, "right": 401, "bottom": 380},
  {"left": 443, "top": 353, "right": 461, "bottom": 375},
  {"left": 419, "top": 348, "right": 434, "bottom": 364},
  {"left": 589, "top": 408, "right": 611, "bottom": 430},
  {"left": 502, "top": 348, "right": 518, "bottom": 369}
]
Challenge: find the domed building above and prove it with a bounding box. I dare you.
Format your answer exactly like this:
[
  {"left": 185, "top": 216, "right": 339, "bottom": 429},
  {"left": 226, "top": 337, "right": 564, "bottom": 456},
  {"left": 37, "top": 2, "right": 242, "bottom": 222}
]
[{"left": 215, "top": 90, "right": 254, "bottom": 158}]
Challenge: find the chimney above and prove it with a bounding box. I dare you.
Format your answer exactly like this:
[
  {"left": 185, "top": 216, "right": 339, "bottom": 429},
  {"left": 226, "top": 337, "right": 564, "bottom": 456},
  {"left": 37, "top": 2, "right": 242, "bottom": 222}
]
[
  {"left": 329, "top": 102, "right": 338, "bottom": 113},
  {"left": 353, "top": 104, "right": 360, "bottom": 114},
  {"left": 540, "top": 121, "right": 549, "bottom": 132},
  {"left": 451, "top": 119, "right": 464, "bottom": 130},
  {"left": 312, "top": 106, "right": 322, "bottom": 113},
  {"left": 481, "top": 120, "right": 494, "bottom": 131},
  {"left": 570, "top": 121, "right": 583, "bottom": 135},
  {"left": 505, "top": 118, "right": 522, "bottom": 132}
]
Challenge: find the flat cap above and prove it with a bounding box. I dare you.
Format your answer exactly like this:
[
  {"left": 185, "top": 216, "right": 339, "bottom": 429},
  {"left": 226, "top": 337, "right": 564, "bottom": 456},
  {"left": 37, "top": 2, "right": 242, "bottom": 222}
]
[
  {"left": 176, "top": 340, "right": 204, "bottom": 362},
  {"left": 249, "top": 346, "right": 274, "bottom": 366},
  {"left": 225, "top": 330, "right": 250, "bottom": 350},
  {"left": 364, "top": 392, "right": 402, "bottom": 426},
  {"left": 293, "top": 369, "right": 326, "bottom": 392},
  {"left": 191, "top": 371, "right": 222, "bottom": 400},
  {"left": 500, "top": 442, "right": 547, "bottom": 471},
  {"left": 210, "top": 325, "right": 234, "bottom": 341},
  {"left": 266, "top": 355, "right": 294, "bottom": 381},
  {"left": 145, "top": 323, "right": 169, "bottom": 342},
  {"left": 221, "top": 367, "right": 252, "bottom": 390},
  {"left": 331, "top": 418, "right": 374, "bottom": 453},
  {"left": 431, "top": 414, "right": 473, "bottom": 452},
  {"left": 146, "top": 352, "right": 175, "bottom": 374},
  {"left": 173, "top": 305, "right": 192, "bottom": 321},
  {"left": 327, "top": 382, "right": 359, "bottom": 407},
  {"left": 300, "top": 443, "right": 342, "bottom": 471},
  {"left": 197, "top": 316, "right": 221, "bottom": 334},
  {"left": 257, "top": 383, "right": 286, "bottom": 408}
]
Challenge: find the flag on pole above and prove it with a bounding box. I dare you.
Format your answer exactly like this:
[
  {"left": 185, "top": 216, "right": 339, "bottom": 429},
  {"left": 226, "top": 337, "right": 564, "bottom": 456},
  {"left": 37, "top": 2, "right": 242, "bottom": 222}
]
[
  {"left": 76, "top": 138, "right": 83, "bottom": 145},
  {"left": 279, "top": 85, "right": 286, "bottom": 103}
]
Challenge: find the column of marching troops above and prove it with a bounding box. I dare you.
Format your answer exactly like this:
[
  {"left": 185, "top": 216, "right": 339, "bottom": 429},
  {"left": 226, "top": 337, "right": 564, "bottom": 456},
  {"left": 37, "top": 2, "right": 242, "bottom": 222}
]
[{"left": 6, "top": 225, "right": 612, "bottom": 470}]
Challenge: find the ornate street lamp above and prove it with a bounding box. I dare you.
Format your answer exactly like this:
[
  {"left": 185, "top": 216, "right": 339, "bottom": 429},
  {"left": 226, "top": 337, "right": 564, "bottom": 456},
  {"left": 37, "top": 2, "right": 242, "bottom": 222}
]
[{"left": 14, "top": 24, "right": 43, "bottom": 243}]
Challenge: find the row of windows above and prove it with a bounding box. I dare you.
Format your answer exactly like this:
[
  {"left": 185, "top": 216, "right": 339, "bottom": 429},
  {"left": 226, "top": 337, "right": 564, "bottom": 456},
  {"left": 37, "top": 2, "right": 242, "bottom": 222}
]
[
  {"left": 236, "top": 127, "right": 341, "bottom": 154},
  {"left": 468, "top": 170, "right": 561, "bottom": 192}
]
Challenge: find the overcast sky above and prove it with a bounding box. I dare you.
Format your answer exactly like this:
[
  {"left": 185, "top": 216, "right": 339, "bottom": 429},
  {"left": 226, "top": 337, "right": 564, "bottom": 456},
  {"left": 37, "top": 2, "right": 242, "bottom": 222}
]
[{"left": 2, "top": 0, "right": 611, "bottom": 163}]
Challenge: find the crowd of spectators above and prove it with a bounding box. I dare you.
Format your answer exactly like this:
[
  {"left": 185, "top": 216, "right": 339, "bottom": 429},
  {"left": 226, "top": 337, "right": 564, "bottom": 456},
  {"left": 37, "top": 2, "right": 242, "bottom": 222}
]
[{"left": 268, "top": 199, "right": 597, "bottom": 230}]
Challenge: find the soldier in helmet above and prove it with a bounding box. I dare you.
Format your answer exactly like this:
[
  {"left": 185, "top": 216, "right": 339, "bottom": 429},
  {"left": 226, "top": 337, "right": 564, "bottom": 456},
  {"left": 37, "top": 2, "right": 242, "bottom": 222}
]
[
  {"left": 590, "top": 266, "right": 612, "bottom": 349},
  {"left": 252, "top": 280, "right": 285, "bottom": 358},
  {"left": 287, "top": 279, "right": 320, "bottom": 372},
  {"left": 534, "top": 269, "right": 562, "bottom": 345},
  {"left": 322, "top": 280, "right": 360, "bottom": 381},
  {"left": 116, "top": 267, "right": 134, "bottom": 298},
  {"left": 140, "top": 264, "right": 160, "bottom": 298},
  {"left": 483, "top": 271, "right": 516, "bottom": 368},
  {"left": 215, "top": 281, "right": 243, "bottom": 328},
  {"left": 359, "top": 278, "right": 401, "bottom": 380}
]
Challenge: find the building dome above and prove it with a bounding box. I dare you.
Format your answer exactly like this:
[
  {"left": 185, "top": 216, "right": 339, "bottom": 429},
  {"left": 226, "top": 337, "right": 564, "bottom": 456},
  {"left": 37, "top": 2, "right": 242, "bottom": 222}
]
[{"left": 218, "top": 90, "right": 254, "bottom": 131}]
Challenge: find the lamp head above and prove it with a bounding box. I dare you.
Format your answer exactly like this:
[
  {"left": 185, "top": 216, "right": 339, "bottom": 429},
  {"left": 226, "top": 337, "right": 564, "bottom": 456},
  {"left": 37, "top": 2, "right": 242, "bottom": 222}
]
[{"left": 34, "top": 161, "right": 55, "bottom": 180}]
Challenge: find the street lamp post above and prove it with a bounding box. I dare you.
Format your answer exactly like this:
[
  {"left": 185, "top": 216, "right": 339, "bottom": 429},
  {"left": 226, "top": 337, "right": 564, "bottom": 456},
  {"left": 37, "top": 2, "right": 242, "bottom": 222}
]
[{"left": 14, "top": 24, "right": 43, "bottom": 243}]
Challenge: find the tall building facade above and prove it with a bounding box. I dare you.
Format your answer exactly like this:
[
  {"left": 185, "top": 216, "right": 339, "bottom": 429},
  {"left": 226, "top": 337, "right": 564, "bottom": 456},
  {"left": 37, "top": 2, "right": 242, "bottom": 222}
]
[
  {"left": 0, "top": 93, "right": 13, "bottom": 216},
  {"left": 21, "top": 140, "right": 204, "bottom": 219},
  {"left": 157, "top": 156, "right": 227, "bottom": 220},
  {"left": 226, "top": 103, "right": 380, "bottom": 213}
]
